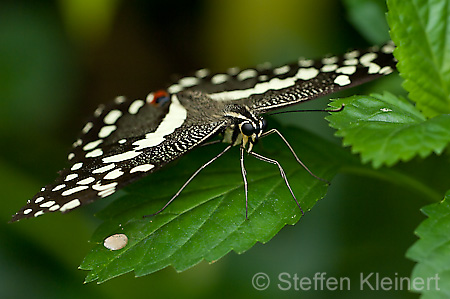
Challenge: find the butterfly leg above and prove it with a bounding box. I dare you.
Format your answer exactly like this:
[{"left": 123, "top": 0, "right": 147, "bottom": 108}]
[
  {"left": 249, "top": 151, "right": 304, "bottom": 216},
  {"left": 260, "top": 128, "right": 330, "bottom": 185},
  {"left": 144, "top": 144, "right": 233, "bottom": 217},
  {"left": 200, "top": 139, "right": 222, "bottom": 147},
  {"left": 239, "top": 146, "right": 249, "bottom": 220}
]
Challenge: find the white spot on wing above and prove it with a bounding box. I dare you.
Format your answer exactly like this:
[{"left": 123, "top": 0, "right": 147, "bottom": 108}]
[
  {"left": 237, "top": 69, "right": 258, "bottom": 81},
  {"left": 77, "top": 177, "right": 96, "bottom": 185},
  {"left": 380, "top": 66, "right": 393, "bottom": 75},
  {"left": 52, "top": 184, "right": 66, "bottom": 191},
  {"left": 82, "top": 122, "right": 93, "bottom": 134},
  {"left": 73, "top": 139, "right": 82, "bottom": 147},
  {"left": 49, "top": 204, "right": 60, "bottom": 211},
  {"left": 98, "top": 125, "right": 116, "bottom": 138},
  {"left": 71, "top": 162, "right": 83, "bottom": 171},
  {"left": 211, "top": 74, "right": 228, "bottom": 85},
  {"left": 102, "top": 150, "right": 140, "bottom": 163},
  {"left": 382, "top": 43, "right": 395, "bottom": 54},
  {"left": 104, "top": 110, "right": 123, "bottom": 125},
  {"left": 68, "top": 153, "right": 75, "bottom": 160},
  {"left": 227, "top": 67, "right": 240, "bottom": 75},
  {"left": 298, "top": 59, "right": 314, "bottom": 67},
  {"left": 195, "top": 68, "right": 209, "bottom": 78},
  {"left": 343, "top": 58, "right": 359, "bottom": 65},
  {"left": 40, "top": 201, "right": 55, "bottom": 208},
  {"left": 334, "top": 75, "right": 351, "bottom": 86},
  {"left": 104, "top": 168, "right": 124, "bottom": 180},
  {"left": 321, "top": 64, "right": 338, "bottom": 72},
  {"left": 93, "top": 163, "right": 115, "bottom": 174},
  {"left": 93, "top": 181, "right": 118, "bottom": 197},
  {"left": 128, "top": 100, "right": 144, "bottom": 114},
  {"left": 85, "top": 148, "right": 103, "bottom": 158},
  {"left": 167, "top": 84, "right": 183, "bottom": 94},
  {"left": 60, "top": 199, "right": 81, "bottom": 212},
  {"left": 132, "top": 95, "right": 187, "bottom": 150},
  {"left": 130, "top": 164, "right": 155, "bottom": 173},
  {"left": 368, "top": 63, "right": 381, "bottom": 74},
  {"left": 114, "top": 96, "right": 126, "bottom": 104},
  {"left": 98, "top": 188, "right": 116, "bottom": 198},
  {"left": 34, "top": 211, "right": 44, "bottom": 217},
  {"left": 83, "top": 140, "right": 103, "bottom": 151},
  {"left": 65, "top": 174, "right": 78, "bottom": 181},
  {"left": 35, "top": 197, "right": 44, "bottom": 203},
  {"left": 92, "top": 182, "right": 118, "bottom": 191},
  {"left": 344, "top": 50, "right": 360, "bottom": 59},
  {"left": 61, "top": 186, "right": 88, "bottom": 196},
  {"left": 360, "top": 52, "right": 377, "bottom": 66},
  {"left": 273, "top": 65, "right": 290, "bottom": 75},
  {"left": 24, "top": 208, "right": 32, "bottom": 215},
  {"left": 322, "top": 56, "right": 338, "bottom": 64},
  {"left": 179, "top": 76, "right": 200, "bottom": 87},
  {"left": 145, "top": 92, "right": 154, "bottom": 103},
  {"left": 336, "top": 65, "right": 357, "bottom": 75},
  {"left": 94, "top": 105, "right": 105, "bottom": 117},
  {"left": 296, "top": 67, "right": 319, "bottom": 80}
]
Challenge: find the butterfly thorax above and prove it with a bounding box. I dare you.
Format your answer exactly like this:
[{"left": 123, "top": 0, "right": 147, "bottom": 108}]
[
  {"left": 177, "top": 91, "right": 266, "bottom": 152},
  {"left": 221, "top": 103, "right": 267, "bottom": 152}
]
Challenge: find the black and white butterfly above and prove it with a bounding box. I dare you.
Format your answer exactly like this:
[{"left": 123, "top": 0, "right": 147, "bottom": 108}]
[{"left": 10, "top": 42, "right": 396, "bottom": 222}]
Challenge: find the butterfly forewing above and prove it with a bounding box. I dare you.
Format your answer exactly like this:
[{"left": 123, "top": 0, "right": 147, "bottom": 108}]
[
  {"left": 10, "top": 93, "right": 228, "bottom": 222},
  {"left": 11, "top": 42, "right": 396, "bottom": 222},
  {"left": 168, "top": 42, "right": 396, "bottom": 112}
]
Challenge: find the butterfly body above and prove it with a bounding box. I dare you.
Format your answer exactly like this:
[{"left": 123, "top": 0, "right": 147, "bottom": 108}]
[{"left": 11, "top": 42, "right": 396, "bottom": 222}]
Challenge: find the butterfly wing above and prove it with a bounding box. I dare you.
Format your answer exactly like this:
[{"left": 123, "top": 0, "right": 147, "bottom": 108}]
[
  {"left": 168, "top": 42, "right": 396, "bottom": 112},
  {"left": 11, "top": 93, "right": 228, "bottom": 222},
  {"left": 11, "top": 42, "right": 396, "bottom": 222}
]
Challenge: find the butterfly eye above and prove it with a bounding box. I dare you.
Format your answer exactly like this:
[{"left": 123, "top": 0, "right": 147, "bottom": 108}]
[{"left": 241, "top": 122, "right": 256, "bottom": 136}]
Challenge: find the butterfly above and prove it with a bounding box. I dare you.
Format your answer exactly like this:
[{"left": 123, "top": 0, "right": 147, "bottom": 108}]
[{"left": 10, "top": 42, "right": 396, "bottom": 222}]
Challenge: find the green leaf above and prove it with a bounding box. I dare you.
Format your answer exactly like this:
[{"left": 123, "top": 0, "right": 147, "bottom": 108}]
[
  {"left": 406, "top": 191, "right": 450, "bottom": 297},
  {"left": 343, "top": 0, "right": 390, "bottom": 44},
  {"left": 326, "top": 93, "right": 450, "bottom": 168},
  {"left": 387, "top": 0, "right": 450, "bottom": 117},
  {"left": 80, "top": 124, "right": 345, "bottom": 283}
]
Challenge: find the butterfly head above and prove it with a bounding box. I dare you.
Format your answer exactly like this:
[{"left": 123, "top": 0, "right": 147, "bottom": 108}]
[{"left": 238, "top": 116, "right": 267, "bottom": 152}]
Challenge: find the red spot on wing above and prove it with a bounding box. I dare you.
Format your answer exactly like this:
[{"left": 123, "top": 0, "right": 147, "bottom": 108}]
[{"left": 149, "top": 90, "right": 170, "bottom": 106}]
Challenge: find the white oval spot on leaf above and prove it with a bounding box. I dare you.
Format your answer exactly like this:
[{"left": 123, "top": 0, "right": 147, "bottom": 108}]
[{"left": 104, "top": 233, "right": 128, "bottom": 250}]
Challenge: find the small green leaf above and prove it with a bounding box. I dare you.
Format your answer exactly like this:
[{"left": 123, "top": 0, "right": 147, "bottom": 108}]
[
  {"left": 343, "top": 0, "right": 390, "bottom": 44},
  {"left": 80, "top": 125, "right": 344, "bottom": 283},
  {"left": 326, "top": 93, "right": 450, "bottom": 168},
  {"left": 387, "top": 0, "right": 450, "bottom": 117},
  {"left": 406, "top": 191, "right": 450, "bottom": 297}
]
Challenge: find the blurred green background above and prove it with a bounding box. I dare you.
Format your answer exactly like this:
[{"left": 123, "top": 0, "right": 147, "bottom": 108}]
[{"left": 0, "top": 0, "right": 428, "bottom": 298}]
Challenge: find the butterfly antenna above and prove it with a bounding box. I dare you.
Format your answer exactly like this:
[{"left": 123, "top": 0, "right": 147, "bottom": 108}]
[{"left": 267, "top": 104, "right": 344, "bottom": 116}]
